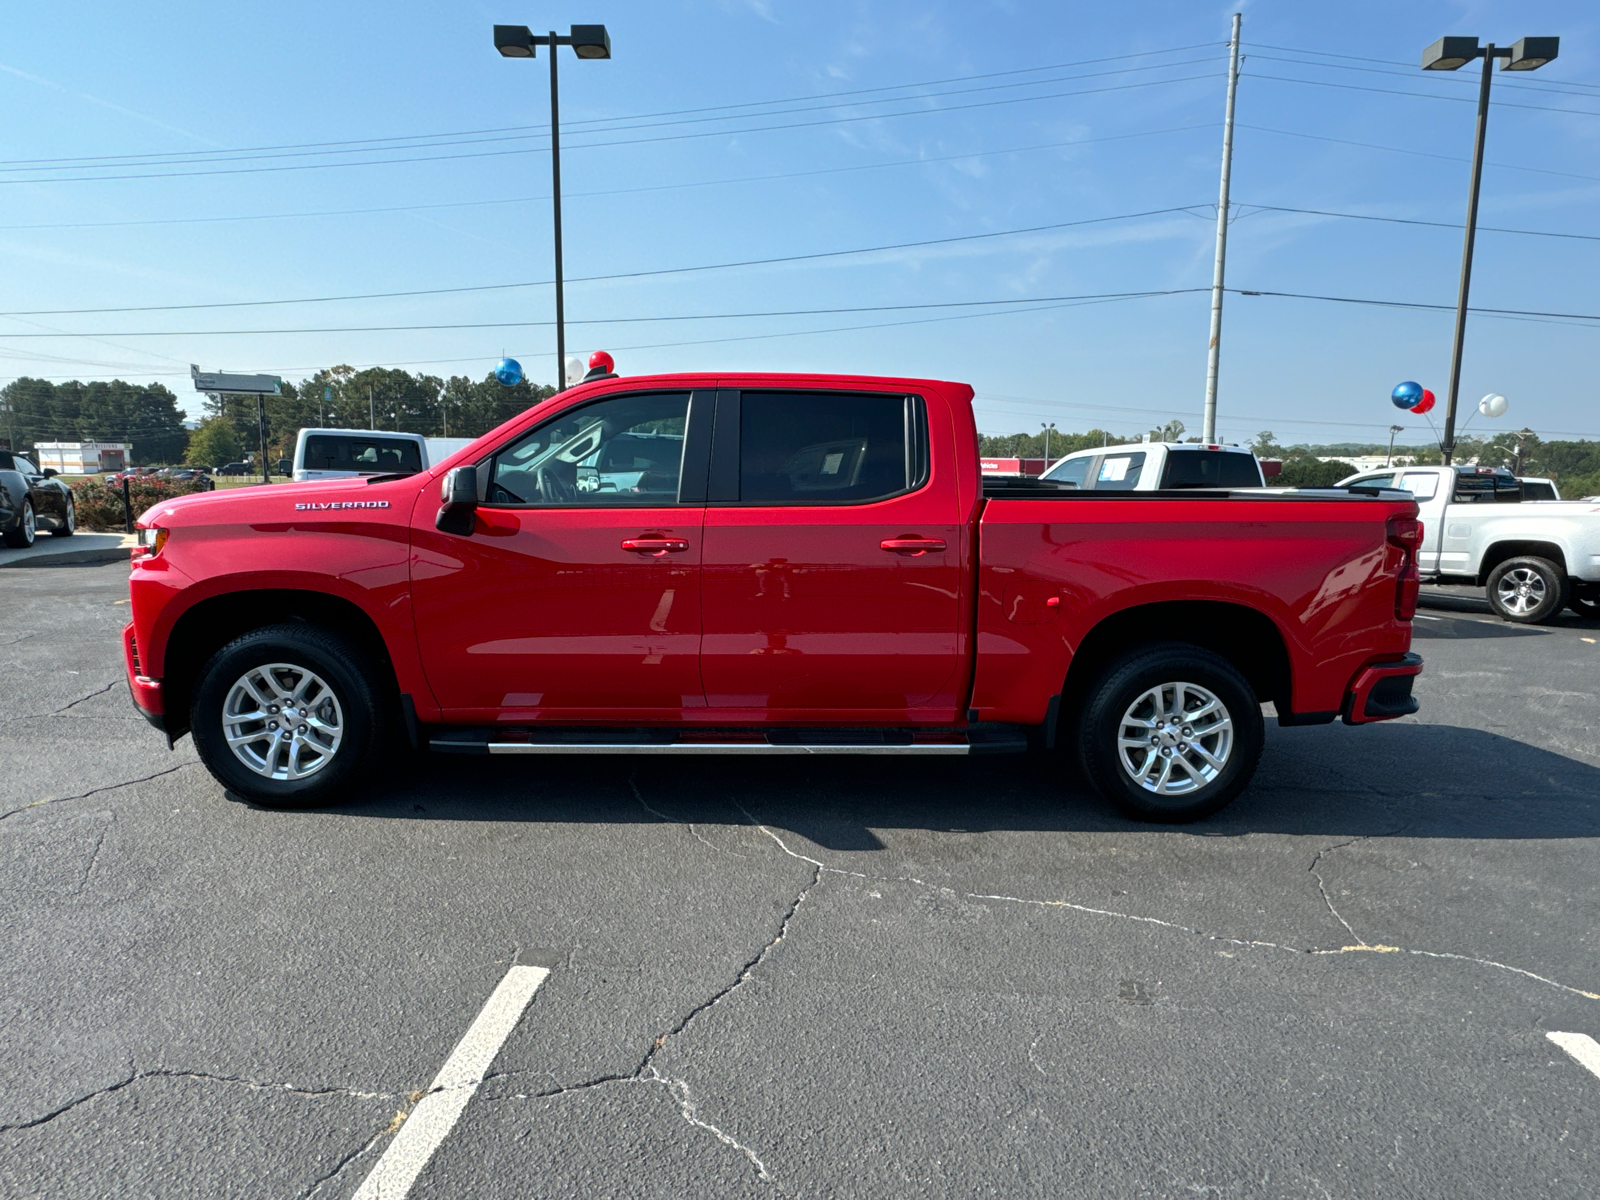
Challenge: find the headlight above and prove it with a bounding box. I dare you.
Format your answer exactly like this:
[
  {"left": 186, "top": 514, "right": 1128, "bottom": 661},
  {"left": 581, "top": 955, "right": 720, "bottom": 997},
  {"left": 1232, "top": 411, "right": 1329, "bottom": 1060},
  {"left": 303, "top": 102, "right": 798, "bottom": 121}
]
[{"left": 132, "top": 527, "right": 169, "bottom": 559}]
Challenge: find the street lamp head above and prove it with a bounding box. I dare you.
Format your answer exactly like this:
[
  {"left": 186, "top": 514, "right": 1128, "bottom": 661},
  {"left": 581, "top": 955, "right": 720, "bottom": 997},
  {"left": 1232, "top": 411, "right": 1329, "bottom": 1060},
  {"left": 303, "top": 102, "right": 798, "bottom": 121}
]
[
  {"left": 494, "top": 24, "right": 536, "bottom": 57},
  {"left": 1503, "top": 37, "right": 1558, "bottom": 70},
  {"left": 570, "top": 24, "right": 611, "bottom": 59},
  {"left": 1421, "top": 35, "right": 1480, "bottom": 70}
]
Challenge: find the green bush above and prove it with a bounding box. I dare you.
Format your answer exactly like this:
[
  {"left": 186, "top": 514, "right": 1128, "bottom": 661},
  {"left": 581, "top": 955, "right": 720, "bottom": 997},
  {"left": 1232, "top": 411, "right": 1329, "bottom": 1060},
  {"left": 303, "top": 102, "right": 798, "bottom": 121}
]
[{"left": 72, "top": 476, "right": 209, "bottom": 531}]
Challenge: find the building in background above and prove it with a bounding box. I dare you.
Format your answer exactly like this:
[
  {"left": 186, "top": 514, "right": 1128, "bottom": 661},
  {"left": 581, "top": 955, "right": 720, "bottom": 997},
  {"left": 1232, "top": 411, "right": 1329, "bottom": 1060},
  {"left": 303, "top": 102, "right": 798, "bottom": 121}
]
[{"left": 33, "top": 441, "right": 130, "bottom": 474}]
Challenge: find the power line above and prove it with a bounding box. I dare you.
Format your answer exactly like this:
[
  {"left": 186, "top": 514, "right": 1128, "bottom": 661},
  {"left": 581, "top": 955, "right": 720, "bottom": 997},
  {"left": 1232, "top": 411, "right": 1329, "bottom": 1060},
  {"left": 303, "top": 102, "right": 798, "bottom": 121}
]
[
  {"left": 1238, "top": 124, "right": 1600, "bottom": 185},
  {"left": 0, "top": 54, "right": 1222, "bottom": 177},
  {"left": 1246, "top": 71, "right": 1600, "bottom": 119},
  {"left": 0, "top": 205, "right": 1205, "bottom": 317},
  {"left": 0, "top": 42, "right": 1223, "bottom": 171},
  {"left": 1230, "top": 287, "right": 1600, "bottom": 323},
  {"left": 1240, "top": 203, "right": 1600, "bottom": 243},
  {"left": 1244, "top": 43, "right": 1600, "bottom": 97},
  {"left": 1244, "top": 51, "right": 1600, "bottom": 104},
  {"left": 0, "top": 72, "right": 1225, "bottom": 186},
  {"left": 0, "top": 126, "right": 1213, "bottom": 233},
  {"left": 0, "top": 289, "right": 1212, "bottom": 339}
]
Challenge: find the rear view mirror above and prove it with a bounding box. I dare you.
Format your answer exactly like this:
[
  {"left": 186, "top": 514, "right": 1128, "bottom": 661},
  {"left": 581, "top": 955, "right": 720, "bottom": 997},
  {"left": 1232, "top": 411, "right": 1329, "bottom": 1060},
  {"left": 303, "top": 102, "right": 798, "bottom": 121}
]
[
  {"left": 42, "top": 468, "right": 58, "bottom": 478},
  {"left": 435, "top": 465, "right": 479, "bottom": 535}
]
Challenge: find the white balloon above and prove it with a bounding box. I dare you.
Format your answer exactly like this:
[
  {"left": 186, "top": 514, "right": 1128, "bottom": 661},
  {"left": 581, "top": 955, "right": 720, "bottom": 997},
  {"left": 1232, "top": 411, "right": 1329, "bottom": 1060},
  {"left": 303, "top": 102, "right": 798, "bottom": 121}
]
[
  {"left": 564, "top": 355, "right": 586, "bottom": 386},
  {"left": 1478, "top": 393, "right": 1508, "bottom": 418}
]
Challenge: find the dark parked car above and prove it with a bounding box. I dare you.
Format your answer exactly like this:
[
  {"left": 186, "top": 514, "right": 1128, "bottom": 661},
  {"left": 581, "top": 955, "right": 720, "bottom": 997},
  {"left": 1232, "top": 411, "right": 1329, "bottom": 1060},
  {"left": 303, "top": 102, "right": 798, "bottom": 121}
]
[
  {"left": 0, "top": 451, "right": 75, "bottom": 548},
  {"left": 168, "top": 469, "right": 215, "bottom": 491},
  {"left": 216, "top": 462, "right": 250, "bottom": 476}
]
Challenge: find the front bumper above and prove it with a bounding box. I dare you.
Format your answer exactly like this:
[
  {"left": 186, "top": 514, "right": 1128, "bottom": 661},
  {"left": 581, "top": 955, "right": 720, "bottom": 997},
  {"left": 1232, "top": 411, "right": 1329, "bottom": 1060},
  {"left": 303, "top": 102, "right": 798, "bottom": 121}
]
[
  {"left": 122, "top": 622, "right": 166, "bottom": 731},
  {"left": 1342, "top": 652, "right": 1423, "bottom": 725}
]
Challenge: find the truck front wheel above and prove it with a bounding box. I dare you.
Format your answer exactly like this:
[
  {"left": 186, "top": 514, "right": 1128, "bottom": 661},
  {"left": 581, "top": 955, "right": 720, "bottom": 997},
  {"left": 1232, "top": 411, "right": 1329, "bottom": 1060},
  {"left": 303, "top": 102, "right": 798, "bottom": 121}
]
[
  {"left": 1077, "top": 643, "right": 1264, "bottom": 823},
  {"left": 1486, "top": 556, "right": 1568, "bottom": 624},
  {"left": 191, "top": 623, "right": 388, "bottom": 808}
]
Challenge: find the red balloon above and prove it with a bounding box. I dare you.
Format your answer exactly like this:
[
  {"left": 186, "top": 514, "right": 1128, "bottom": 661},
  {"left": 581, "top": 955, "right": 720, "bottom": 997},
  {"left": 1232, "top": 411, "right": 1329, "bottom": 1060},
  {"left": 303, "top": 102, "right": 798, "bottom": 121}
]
[{"left": 1412, "top": 389, "right": 1436, "bottom": 415}]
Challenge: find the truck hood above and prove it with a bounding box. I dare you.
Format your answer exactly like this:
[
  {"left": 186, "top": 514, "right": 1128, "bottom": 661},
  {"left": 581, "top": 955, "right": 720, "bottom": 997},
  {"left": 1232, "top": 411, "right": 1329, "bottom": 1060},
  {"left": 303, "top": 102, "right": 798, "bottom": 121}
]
[{"left": 136, "top": 475, "right": 423, "bottom": 528}]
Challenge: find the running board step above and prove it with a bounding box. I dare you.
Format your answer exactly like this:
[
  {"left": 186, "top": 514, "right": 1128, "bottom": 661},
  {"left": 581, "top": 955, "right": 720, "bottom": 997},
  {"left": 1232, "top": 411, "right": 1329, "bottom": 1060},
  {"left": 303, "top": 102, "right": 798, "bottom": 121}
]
[{"left": 427, "top": 725, "right": 1029, "bottom": 756}]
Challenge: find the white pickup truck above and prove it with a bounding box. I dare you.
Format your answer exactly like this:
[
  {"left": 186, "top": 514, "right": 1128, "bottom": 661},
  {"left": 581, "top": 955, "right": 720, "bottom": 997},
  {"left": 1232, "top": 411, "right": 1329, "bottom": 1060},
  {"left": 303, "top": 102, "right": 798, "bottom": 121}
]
[
  {"left": 1040, "top": 441, "right": 1264, "bottom": 490},
  {"left": 1338, "top": 464, "right": 1600, "bottom": 622},
  {"left": 291, "top": 429, "right": 476, "bottom": 482}
]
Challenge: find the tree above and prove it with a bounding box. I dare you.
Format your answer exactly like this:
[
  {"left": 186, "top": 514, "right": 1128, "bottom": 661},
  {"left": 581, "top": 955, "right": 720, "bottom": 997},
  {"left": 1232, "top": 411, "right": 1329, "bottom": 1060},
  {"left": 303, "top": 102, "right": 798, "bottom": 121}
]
[
  {"left": 186, "top": 417, "right": 242, "bottom": 468},
  {"left": 1159, "top": 419, "right": 1185, "bottom": 442},
  {"left": 1250, "top": 430, "right": 1283, "bottom": 458},
  {"left": 1276, "top": 458, "right": 1356, "bottom": 488}
]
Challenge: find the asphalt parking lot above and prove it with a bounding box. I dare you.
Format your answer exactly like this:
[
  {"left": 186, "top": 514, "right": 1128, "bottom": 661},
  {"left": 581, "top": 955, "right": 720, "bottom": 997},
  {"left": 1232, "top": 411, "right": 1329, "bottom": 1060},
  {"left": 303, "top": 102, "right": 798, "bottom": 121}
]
[{"left": 3, "top": 563, "right": 1598, "bottom": 1198}]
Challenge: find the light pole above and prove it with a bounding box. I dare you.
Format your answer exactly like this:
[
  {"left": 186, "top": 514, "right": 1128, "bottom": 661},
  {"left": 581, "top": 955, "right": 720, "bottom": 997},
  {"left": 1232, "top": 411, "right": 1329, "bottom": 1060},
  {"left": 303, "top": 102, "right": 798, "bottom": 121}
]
[
  {"left": 1040, "top": 422, "right": 1056, "bottom": 462},
  {"left": 495, "top": 23, "right": 612, "bottom": 392},
  {"left": 1421, "top": 35, "right": 1558, "bottom": 464},
  {"left": 1386, "top": 424, "right": 1404, "bottom": 467}
]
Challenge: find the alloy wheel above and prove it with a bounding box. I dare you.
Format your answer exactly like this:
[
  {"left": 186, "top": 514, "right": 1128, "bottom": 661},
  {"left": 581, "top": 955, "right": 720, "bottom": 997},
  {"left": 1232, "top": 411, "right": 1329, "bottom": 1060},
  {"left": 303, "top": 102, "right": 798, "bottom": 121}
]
[
  {"left": 1495, "top": 567, "right": 1546, "bottom": 616},
  {"left": 1116, "top": 681, "right": 1234, "bottom": 795},
  {"left": 222, "top": 662, "right": 345, "bottom": 781}
]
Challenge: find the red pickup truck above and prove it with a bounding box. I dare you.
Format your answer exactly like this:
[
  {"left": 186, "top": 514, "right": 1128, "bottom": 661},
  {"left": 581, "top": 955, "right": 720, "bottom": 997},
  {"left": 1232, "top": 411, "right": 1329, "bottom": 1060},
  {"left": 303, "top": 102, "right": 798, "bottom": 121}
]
[{"left": 123, "top": 371, "right": 1422, "bottom": 822}]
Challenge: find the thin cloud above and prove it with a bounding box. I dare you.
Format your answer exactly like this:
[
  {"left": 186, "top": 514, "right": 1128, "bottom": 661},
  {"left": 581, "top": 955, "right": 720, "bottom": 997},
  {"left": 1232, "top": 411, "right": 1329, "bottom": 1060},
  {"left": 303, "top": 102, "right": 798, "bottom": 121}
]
[{"left": 0, "top": 63, "right": 218, "bottom": 146}]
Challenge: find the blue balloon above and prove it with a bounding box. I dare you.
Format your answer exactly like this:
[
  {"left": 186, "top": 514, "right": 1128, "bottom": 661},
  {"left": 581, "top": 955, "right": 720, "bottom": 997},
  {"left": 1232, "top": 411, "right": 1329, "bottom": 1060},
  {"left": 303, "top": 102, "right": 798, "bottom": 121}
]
[
  {"left": 494, "top": 357, "right": 522, "bottom": 387},
  {"left": 1391, "top": 380, "right": 1423, "bottom": 410}
]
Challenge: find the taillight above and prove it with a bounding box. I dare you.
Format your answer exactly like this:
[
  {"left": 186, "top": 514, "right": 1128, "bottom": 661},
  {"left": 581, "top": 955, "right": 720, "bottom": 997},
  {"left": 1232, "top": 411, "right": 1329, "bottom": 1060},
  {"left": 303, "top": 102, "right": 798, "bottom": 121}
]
[{"left": 1387, "top": 515, "right": 1422, "bottom": 620}]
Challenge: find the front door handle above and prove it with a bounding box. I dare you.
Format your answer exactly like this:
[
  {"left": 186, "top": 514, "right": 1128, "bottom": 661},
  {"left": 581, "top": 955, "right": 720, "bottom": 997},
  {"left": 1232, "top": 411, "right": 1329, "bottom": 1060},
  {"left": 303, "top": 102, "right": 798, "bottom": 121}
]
[
  {"left": 622, "top": 536, "right": 690, "bottom": 555},
  {"left": 880, "top": 536, "right": 947, "bottom": 556}
]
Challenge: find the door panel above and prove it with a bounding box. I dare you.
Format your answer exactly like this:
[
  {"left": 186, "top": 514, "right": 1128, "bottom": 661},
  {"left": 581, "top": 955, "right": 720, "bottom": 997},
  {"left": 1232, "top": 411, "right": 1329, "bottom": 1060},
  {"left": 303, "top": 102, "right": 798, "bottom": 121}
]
[
  {"left": 698, "top": 389, "right": 963, "bottom": 718},
  {"left": 410, "top": 388, "right": 708, "bottom": 721}
]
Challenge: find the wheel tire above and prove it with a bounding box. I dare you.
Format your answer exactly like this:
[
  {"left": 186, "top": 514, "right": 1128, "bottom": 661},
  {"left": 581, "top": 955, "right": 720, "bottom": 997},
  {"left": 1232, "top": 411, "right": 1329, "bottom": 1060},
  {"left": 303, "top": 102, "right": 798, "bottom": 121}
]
[
  {"left": 2, "top": 499, "right": 36, "bottom": 548},
  {"left": 1077, "top": 642, "right": 1264, "bottom": 823},
  {"left": 49, "top": 494, "right": 75, "bottom": 538},
  {"left": 190, "top": 623, "right": 390, "bottom": 808},
  {"left": 1486, "top": 556, "right": 1568, "bottom": 624}
]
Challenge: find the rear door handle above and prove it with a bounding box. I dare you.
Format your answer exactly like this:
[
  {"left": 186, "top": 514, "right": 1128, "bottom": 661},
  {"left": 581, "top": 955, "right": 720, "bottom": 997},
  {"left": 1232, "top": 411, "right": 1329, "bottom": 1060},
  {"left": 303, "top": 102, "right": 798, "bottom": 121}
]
[
  {"left": 880, "top": 536, "right": 947, "bottom": 556},
  {"left": 622, "top": 536, "right": 690, "bottom": 555}
]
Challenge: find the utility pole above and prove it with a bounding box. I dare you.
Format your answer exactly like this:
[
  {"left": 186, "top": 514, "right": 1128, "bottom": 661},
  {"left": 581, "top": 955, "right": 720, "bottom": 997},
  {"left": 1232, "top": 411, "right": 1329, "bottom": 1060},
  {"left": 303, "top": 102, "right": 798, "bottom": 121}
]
[
  {"left": 257, "top": 394, "right": 270, "bottom": 484},
  {"left": 1202, "top": 12, "right": 1242, "bottom": 445},
  {"left": 369, "top": 385, "right": 375, "bottom": 430}
]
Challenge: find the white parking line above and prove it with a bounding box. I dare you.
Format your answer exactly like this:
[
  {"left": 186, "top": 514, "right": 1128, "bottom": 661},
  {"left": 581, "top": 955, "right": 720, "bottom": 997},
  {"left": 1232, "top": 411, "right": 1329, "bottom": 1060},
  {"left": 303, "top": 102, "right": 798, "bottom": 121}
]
[
  {"left": 353, "top": 963, "right": 550, "bottom": 1200},
  {"left": 1548, "top": 1031, "right": 1600, "bottom": 1080}
]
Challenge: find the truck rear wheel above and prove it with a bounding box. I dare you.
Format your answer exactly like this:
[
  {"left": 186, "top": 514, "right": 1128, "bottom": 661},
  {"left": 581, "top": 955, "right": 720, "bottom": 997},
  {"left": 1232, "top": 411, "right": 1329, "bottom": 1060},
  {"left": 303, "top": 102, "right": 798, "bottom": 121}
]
[
  {"left": 1486, "top": 556, "right": 1568, "bottom": 624},
  {"left": 191, "top": 623, "right": 387, "bottom": 808},
  {"left": 1077, "top": 643, "right": 1264, "bottom": 823}
]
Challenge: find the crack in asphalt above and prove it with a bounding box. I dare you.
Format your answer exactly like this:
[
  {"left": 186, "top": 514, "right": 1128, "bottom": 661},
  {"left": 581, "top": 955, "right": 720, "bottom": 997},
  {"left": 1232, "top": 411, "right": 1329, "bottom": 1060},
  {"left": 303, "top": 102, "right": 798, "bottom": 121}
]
[
  {"left": 0, "top": 762, "right": 194, "bottom": 825},
  {"left": 0, "top": 1068, "right": 400, "bottom": 1135},
  {"left": 491, "top": 803, "right": 817, "bottom": 1185},
  {"left": 630, "top": 773, "right": 744, "bottom": 857},
  {"left": 731, "top": 803, "right": 1600, "bottom": 1003},
  {"left": 0, "top": 680, "right": 120, "bottom": 724},
  {"left": 1309, "top": 837, "right": 1378, "bottom": 947}
]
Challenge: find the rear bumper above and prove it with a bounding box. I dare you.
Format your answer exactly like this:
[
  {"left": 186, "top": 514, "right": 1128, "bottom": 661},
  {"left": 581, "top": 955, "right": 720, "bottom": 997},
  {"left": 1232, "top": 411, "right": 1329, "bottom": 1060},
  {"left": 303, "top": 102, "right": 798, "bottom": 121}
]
[
  {"left": 1342, "top": 652, "right": 1423, "bottom": 725},
  {"left": 122, "top": 622, "right": 166, "bottom": 731}
]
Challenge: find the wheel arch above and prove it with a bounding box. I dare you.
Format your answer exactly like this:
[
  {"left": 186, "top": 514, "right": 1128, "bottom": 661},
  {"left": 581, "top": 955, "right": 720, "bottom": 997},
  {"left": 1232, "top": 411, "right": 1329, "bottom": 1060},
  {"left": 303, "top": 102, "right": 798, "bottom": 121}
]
[
  {"left": 161, "top": 588, "right": 399, "bottom": 742},
  {"left": 1058, "top": 600, "right": 1290, "bottom": 739},
  {"left": 1478, "top": 540, "right": 1567, "bottom": 585}
]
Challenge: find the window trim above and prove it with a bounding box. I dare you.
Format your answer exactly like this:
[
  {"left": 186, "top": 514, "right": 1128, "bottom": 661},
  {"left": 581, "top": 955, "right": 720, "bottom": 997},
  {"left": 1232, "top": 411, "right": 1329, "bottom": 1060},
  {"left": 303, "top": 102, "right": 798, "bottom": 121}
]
[
  {"left": 476, "top": 388, "right": 704, "bottom": 510},
  {"left": 706, "top": 388, "right": 932, "bottom": 507}
]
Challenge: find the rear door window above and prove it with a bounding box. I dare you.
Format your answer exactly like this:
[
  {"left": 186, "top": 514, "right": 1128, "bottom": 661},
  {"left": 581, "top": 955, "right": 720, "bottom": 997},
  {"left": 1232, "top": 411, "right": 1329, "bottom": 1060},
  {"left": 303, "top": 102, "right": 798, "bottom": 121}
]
[
  {"left": 1160, "top": 450, "right": 1261, "bottom": 488},
  {"left": 302, "top": 434, "right": 423, "bottom": 474},
  {"left": 1397, "top": 472, "right": 1439, "bottom": 500},
  {"left": 734, "top": 391, "right": 923, "bottom": 504},
  {"left": 1091, "top": 451, "right": 1146, "bottom": 490},
  {"left": 1042, "top": 455, "right": 1094, "bottom": 488}
]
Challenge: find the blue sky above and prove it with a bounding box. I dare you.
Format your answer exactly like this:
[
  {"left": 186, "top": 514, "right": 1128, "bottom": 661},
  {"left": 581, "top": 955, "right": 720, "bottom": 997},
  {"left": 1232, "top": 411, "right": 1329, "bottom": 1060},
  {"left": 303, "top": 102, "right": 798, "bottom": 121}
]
[{"left": 1, "top": 0, "right": 1597, "bottom": 448}]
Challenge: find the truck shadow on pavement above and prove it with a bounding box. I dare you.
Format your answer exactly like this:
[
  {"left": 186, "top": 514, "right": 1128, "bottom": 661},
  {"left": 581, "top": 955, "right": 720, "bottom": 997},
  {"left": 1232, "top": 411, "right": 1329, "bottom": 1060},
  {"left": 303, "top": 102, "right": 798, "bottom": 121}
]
[{"left": 290, "top": 721, "right": 1600, "bottom": 850}]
